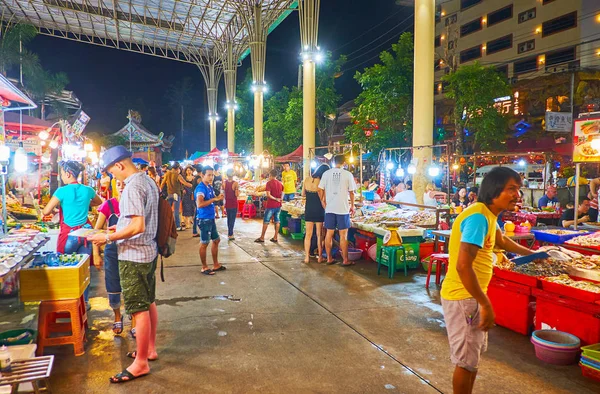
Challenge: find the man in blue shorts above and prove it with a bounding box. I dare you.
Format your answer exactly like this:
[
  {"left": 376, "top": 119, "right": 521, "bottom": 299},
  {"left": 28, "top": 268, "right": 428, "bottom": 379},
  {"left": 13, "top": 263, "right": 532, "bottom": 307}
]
[
  {"left": 195, "top": 166, "right": 226, "bottom": 276},
  {"left": 255, "top": 169, "right": 284, "bottom": 243},
  {"left": 319, "top": 155, "right": 357, "bottom": 266}
]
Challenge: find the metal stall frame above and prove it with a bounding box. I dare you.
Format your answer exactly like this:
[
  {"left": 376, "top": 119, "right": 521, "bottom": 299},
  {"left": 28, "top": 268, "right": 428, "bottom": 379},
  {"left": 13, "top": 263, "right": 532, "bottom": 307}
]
[{"left": 308, "top": 143, "right": 364, "bottom": 187}]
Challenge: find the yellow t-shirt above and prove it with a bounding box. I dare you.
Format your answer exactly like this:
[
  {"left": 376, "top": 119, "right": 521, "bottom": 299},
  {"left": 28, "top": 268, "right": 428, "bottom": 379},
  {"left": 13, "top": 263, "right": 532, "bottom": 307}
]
[
  {"left": 440, "top": 202, "right": 499, "bottom": 301},
  {"left": 567, "top": 176, "right": 589, "bottom": 187},
  {"left": 281, "top": 170, "right": 297, "bottom": 194}
]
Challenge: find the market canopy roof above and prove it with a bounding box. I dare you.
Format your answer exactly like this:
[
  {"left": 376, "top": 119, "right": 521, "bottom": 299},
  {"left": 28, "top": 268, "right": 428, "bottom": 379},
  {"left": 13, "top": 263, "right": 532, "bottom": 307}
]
[
  {"left": 275, "top": 145, "right": 303, "bottom": 163},
  {"left": 1, "top": 0, "right": 297, "bottom": 63},
  {"left": 4, "top": 112, "right": 59, "bottom": 133},
  {"left": 0, "top": 74, "right": 35, "bottom": 109}
]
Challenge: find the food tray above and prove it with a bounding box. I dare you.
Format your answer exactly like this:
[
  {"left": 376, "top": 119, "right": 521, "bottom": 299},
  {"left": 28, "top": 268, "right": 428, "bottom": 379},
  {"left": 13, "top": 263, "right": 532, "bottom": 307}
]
[
  {"left": 531, "top": 229, "right": 593, "bottom": 244},
  {"left": 541, "top": 277, "right": 600, "bottom": 303},
  {"left": 564, "top": 241, "right": 600, "bottom": 251},
  {"left": 493, "top": 267, "right": 540, "bottom": 288}
]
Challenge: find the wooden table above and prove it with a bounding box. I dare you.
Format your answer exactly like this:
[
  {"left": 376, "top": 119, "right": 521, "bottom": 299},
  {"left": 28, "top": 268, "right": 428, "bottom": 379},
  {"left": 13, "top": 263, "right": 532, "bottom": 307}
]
[{"left": 431, "top": 230, "right": 535, "bottom": 253}]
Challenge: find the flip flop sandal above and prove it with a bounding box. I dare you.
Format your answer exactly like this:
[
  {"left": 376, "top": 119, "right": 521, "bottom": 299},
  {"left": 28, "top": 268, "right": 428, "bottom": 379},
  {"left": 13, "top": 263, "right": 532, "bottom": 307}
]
[
  {"left": 325, "top": 260, "right": 338, "bottom": 265},
  {"left": 270, "top": 238, "right": 278, "bottom": 243},
  {"left": 112, "top": 316, "right": 124, "bottom": 335},
  {"left": 201, "top": 269, "right": 215, "bottom": 276},
  {"left": 212, "top": 266, "right": 226, "bottom": 272},
  {"left": 254, "top": 238, "right": 265, "bottom": 243},
  {"left": 126, "top": 351, "right": 158, "bottom": 361},
  {"left": 109, "top": 369, "right": 148, "bottom": 384},
  {"left": 341, "top": 262, "right": 356, "bottom": 267},
  {"left": 130, "top": 327, "right": 136, "bottom": 339},
  {"left": 192, "top": 234, "right": 200, "bottom": 238}
]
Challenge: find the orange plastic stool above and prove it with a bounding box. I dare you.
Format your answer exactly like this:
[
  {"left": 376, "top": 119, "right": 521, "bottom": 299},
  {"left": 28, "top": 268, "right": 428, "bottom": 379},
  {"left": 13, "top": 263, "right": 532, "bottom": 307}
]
[
  {"left": 36, "top": 295, "right": 88, "bottom": 357},
  {"left": 425, "top": 253, "right": 449, "bottom": 288}
]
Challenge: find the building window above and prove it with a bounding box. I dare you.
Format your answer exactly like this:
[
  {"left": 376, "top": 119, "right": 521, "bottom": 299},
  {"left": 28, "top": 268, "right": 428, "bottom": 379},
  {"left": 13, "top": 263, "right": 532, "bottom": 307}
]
[
  {"left": 460, "top": 45, "right": 482, "bottom": 63},
  {"left": 514, "top": 56, "right": 538, "bottom": 74},
  {"left": 496, "top": 65, "right": 509, "bottom": 78},
  {"left": 435, "top": 59, "right": 442, "bottom": 71},
  {"left": 435, "top": 35, "right": 441, "bottom": 48},
  {"left": 435, "top": 5, "right": 442, "bottom": 23},
  {"left": 487, "top": 34, "right": 513, "bottom": 55},
  {"left": 461, "top": 0, "right": 482, "bottom": 10},
  {"left": 542, "top": 0, "right": 556, "bottom": 4},
  {"left": 518, "top": 39, "right": 535, "bottom": 54},
  {"left": 518, "top": 8, "right": 536, "bottom": 23},
  {"left": 542, "top": 11, "right": 577, "bottom": 37},
  {"left": 460, "top": 18, "right": 482, "bottom": 37},
  {"left": 445, "top": 14, "right": 458, "bottom": 27},
  {"left": 487, "top": 5, "right": 513, "bottom": 27},
  {"left": 546, "top": 47, "right": 576, "bottom": 66}
]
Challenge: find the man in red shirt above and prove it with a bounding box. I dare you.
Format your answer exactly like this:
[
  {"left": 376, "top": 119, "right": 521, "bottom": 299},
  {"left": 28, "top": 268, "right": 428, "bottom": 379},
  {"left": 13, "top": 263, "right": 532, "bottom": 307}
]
[{"left": 255, "top": 169, "right": 283, "bottom": 243}]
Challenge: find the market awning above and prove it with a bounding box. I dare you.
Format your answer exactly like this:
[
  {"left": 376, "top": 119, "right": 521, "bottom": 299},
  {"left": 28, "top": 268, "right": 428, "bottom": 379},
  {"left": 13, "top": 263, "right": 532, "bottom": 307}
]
[
  {"left": 0, "top": 74, "right": 36, "bottom": 109},
  {"left": 276, "top": 145, "right": 303, "bottom": 163},
  {"left": 4, "top": 112, "right": 59, "bottom": 133}
]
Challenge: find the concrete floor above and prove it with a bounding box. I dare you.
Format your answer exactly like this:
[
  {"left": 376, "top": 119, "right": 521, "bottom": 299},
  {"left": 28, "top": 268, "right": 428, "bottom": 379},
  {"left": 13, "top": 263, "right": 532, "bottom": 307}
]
[{"left": 2, "top": 218, "right": 600, "bottom": 393}]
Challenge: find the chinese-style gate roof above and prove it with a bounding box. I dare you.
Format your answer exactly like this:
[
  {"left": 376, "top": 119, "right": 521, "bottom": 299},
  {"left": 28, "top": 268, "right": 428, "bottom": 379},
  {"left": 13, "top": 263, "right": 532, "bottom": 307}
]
[{"left": 111, "top": 111, "right": 172, "bottom": 150}]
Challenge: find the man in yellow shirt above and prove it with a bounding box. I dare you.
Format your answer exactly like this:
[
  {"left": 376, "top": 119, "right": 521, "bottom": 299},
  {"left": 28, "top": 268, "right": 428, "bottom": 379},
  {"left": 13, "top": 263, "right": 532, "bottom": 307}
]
[
  {"left": 281, "top": 163, "right": 298, "bottom": 202},
  {"left": 441, "top": 167, "right": 534, "bottom": 394}
]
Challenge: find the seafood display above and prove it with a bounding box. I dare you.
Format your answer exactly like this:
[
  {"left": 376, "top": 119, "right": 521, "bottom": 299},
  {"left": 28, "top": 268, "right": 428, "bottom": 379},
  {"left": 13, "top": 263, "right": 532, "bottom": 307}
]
[
  {"left": 512, "top": 259, "right": 568, "bottom": 277},
  {"left": 282, "top": 199, "right": 305, "bottom": 218},
  {"left": 544, "top": 275, "right": 600, "bottom": 293},
  {"left": 352, "top": 204, "right": 436, "bottom": 227},
  {"left": 566, "top": 235, "right": 600, "bottom": 247}
]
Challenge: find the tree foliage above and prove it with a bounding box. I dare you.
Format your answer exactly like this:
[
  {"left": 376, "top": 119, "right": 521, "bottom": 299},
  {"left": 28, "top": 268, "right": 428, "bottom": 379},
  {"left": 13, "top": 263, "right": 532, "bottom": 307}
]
[
  {"left": 442, "top": 62, "right": 511, "bottom": 153},
  {"left": 315, "top": 53, "right": 346, "bottom": 145},
  {"left": 345, "top": 33, "right": 414, "bottom": 155},
  {"left": 24, "top": 69, "right": 70, "bottom": 120},
  {"left": 0, "top": 23, "right": 39, "bottom": 77},
  {"left": 264, "top": 86, "right": 302, "bottom": 156},
  {"left": 227, "top": 69, "right": 255, "bottom": 154}
]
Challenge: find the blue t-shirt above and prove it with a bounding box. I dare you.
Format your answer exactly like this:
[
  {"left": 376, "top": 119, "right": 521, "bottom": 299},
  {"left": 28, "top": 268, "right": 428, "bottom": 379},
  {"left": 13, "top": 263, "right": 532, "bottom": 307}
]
[
  {"left": 195, "top": 182, "right": 215, "bottom": 220},
  {"left": 538, "top": 195, "right": 559, "bottom": 209},
  {"left": 53, "top": 184, "right": 96, "bottom": 227},
  {"left": 460, "top": 213, "right": 489, "bottom": 248}
]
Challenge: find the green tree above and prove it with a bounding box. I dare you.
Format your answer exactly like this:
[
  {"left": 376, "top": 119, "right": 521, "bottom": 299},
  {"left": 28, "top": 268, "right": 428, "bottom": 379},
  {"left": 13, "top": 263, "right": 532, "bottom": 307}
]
[
  {"left": 345, "top": 33, "right": 414, "bottom": 155},
  {"left": 443, "top": 62, "right": 511, "bottom": 154},
  {"left": 24, "top": 69, "right": 69, "bottom": 120},
  {"left": 264, "top": 86, "right": 302, "bottom": 156},
  {"left": 0, "top": 23, "right": 40, "bottom": 78}
]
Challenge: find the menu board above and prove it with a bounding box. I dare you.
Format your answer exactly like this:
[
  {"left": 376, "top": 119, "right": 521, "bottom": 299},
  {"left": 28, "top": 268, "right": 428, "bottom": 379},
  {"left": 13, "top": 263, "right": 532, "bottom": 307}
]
[{"left": 573, "top": 117, "right": 600, "bottom": 163}]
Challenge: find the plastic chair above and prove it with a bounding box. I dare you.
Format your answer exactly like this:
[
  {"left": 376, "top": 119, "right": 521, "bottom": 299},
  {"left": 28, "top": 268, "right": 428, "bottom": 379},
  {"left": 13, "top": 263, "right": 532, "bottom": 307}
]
[
  {"left": 425, "top": 253, "right": 449, "bottom": 288},
  {"left": 242, "top": 203, "right": 256, "bottom": 219},
  {"left": 37, "top": 296, "right": 87, "bottom": 357},
  {"left": 377, "top": 245, "right": 407, "bottom": 279}
]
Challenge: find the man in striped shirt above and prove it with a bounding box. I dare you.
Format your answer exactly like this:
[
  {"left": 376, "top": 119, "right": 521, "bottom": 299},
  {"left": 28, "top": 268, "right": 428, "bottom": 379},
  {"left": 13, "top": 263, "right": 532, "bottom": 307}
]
[{"left": 89, "top": 145, "right": 159, "bottom": 384}]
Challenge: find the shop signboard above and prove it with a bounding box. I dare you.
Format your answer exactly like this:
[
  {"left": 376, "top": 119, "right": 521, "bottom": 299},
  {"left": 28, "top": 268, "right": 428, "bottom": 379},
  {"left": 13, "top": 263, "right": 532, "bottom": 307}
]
[
  {"left": 573, "top": 117, "right": 600, "bottom": 163},
  {"left": 69, "top": 109, "right": 90, "bottom": 137},
  {"left": 546, "top": 112, "right": 572, "bottom": 133},
  {"left": 5, "top": 135, "right": 41, "bottom": 156}
]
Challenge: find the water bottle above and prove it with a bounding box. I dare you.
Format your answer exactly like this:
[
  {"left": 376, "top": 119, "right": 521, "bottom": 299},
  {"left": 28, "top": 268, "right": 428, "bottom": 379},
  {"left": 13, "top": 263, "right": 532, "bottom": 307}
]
[{"left": 0, "top": 345, "right": 12, "bottom": 373}]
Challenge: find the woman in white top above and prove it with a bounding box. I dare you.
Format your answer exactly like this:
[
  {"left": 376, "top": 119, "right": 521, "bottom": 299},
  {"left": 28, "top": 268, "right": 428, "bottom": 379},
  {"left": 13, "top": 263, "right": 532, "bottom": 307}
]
[{"left": 423, "top": 183, "right": 447, "bottom": 207}]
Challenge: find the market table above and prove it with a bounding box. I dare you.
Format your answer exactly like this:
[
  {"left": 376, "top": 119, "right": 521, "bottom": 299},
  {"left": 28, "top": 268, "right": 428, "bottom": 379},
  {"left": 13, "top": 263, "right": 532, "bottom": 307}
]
[
  {"left": 351, "top": 222, "right": 425, "bottom": 238},
  {"left": 432, "top": 230, "right": 535, "bottom": 253}
]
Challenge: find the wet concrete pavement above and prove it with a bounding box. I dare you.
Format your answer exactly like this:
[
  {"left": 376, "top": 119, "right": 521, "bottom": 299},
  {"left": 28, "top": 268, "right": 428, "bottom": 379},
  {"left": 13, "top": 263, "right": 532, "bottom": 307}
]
[{"left": 2, "top": 218, "right": 600, "bottom": 393}]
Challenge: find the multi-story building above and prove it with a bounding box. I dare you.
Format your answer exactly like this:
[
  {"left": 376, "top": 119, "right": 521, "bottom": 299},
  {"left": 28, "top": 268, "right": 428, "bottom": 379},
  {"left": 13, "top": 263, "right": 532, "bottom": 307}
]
[{"left": 434, "top": 0, "right": 600, "bottom": 143}]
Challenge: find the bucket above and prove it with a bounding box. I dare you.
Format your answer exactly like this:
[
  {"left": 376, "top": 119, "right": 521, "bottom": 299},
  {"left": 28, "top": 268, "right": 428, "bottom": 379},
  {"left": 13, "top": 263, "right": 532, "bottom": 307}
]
[{"left": 531, "top": 330, "right": 580, "bottom": 365}]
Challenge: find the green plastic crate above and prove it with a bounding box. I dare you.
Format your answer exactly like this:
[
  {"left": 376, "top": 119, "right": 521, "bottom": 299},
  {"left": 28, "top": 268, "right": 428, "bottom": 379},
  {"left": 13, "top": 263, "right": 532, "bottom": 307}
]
[
  {"left": 280, "top": 211, "right": 290, "bottom": 228},
  {"left": 291, "top": 232, "right": 304, "bottom": 240}
]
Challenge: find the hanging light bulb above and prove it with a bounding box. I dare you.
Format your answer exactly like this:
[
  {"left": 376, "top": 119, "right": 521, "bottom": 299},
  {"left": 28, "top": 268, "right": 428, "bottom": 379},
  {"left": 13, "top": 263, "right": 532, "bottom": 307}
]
[
  {"left": 452, "top": 163, "right": 459, "bottom": 170},
  {"left": 311, "top": 160, "right": 318, "bottom": 168},
  {"left": 0, "top": 145, "right": 10, "bottom": 163},
  {"left": 14, "top": 146, "right": 28, "bottom": 173},
  {"left": 41, "top": 152, "right": 51, "bottom": 164},
  {"left": 386, "top": 161, "right": 395, "bottom": 170},
  {"left": 349, "top": 154, "right": 355, "bottom": 164},
  {"left": 84, "top": 142, "right": 94, "bottom": 152},
  {"left": 428, "top": 165, "right": 440, "bottom": 177},
  {"left": 49, "top": 140, "right": 59, "bottom": 149},
  {"left": 395, "top": 168, "right": 404, "bottom": 177},
  {"left": 518, "top": 159, "right": 526, "bottom": 167},
  {"left": 39, "top": 129, "right": 49, "bottom": 141},
  {"left": 407, "top": 163, "right": 417, "bottom": 174}
]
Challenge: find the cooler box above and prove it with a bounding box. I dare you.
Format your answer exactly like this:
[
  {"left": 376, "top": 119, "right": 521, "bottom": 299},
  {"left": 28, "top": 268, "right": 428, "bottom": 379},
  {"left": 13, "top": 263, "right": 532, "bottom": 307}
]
[
  {"left": 488, "top": 277, "right": 534, "bottom": 335},
  {"left": 20, "top": 255, "right": 90, "bottom": 302},
  {"left": 533, "top": 288, "right": 600, "bottom": 346}
]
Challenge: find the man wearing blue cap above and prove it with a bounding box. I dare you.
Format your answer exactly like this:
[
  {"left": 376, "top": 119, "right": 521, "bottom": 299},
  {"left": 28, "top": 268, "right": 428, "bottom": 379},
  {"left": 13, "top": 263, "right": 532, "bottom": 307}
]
[{"left": 89, "top": 145, "right": 159, "bottom": 384}]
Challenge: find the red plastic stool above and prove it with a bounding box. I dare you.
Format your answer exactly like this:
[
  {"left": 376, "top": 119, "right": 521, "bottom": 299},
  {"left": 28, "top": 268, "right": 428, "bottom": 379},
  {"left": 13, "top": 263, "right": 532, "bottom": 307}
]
[
  {"left": 37, "top": 295, "right": 88, "bottom": 356},
  {"left": 425, "top": 253, "right": 449, "bottom": 288},
  {"left": 242, "top": 203, "right": 256, "bottom": 219}
]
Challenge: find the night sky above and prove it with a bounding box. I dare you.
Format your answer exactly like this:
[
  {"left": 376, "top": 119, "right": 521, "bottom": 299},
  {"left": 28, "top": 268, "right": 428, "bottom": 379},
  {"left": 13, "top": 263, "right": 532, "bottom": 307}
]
[{"left": 27, "top": 0, "right": 412, "bottom": 154}]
